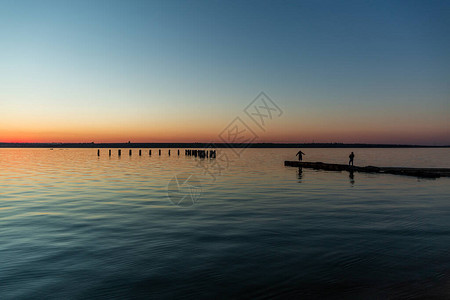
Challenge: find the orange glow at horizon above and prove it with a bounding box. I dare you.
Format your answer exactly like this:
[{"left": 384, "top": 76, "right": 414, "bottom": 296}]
[
  {"left": 1, "top": 101, "right": 448, "bottom": 145},
  {"left": 1, "top": 125, "right": 449, "bottom": 145}
]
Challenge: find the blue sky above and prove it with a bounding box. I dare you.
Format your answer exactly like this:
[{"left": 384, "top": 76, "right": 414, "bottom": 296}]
[{"left": 0, "top": 0, "right": 449, "bottom": 144}]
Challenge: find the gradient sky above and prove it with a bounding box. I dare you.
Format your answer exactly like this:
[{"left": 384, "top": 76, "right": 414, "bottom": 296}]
[{"left": 0, "top": 0, "right": 449, "bottom": 144}]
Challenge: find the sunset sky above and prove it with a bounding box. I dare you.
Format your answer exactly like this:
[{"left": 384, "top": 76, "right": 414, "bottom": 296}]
[{"left": 0, "top": 0, "right": 449, "bottom": 145}]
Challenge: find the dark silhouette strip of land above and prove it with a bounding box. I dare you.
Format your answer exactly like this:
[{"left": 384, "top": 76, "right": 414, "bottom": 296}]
[
  {"left": 285, "top": 161, "right": 450, "bottom": 178},
  {"left": 1, "top": 142, "right": 449, "bottom": 148}
]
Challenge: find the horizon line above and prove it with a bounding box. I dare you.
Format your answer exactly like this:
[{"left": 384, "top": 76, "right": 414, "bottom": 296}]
[{"left": 1, "top": 142, "right": 449, "bottom": 148}]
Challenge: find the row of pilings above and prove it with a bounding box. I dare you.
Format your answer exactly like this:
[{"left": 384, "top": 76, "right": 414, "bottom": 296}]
[
  {"left": 185, "top": 149, "right": 217, "bottom": 158},
  {"left": 97, "top": 149, "right": 216, "bottom": 158}
]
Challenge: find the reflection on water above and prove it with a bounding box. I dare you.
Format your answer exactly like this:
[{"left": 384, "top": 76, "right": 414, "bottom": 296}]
[
  {"left": 296, "top": 167, "right": 303, "bottom": 183},
  {"left": 1, "top": 148, "right": 450, "bottom": 298},
  {"left": 349, "top": 170, "right": 355, "bottom": 186}
]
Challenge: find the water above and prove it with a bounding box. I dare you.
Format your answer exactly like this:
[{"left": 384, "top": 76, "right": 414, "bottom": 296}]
[{"left": 1, "top": 148, "right": 449, "bottom": 299}]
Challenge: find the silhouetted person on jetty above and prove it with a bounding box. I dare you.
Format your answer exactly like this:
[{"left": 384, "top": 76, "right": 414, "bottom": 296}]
[
  {"left": 349, "top": 152, "right": 355, "bottom": 166},
  {"left": 296, "top": 150, "right": 305, "bottom": 161}
]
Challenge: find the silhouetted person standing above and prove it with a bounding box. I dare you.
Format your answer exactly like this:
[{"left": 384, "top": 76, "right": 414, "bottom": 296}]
[
  {"left": 349, "top": 152, "right": 355, "bottom": 166},
  {"left": 296, "top": 150, "right": 305, "bottom": 161}
]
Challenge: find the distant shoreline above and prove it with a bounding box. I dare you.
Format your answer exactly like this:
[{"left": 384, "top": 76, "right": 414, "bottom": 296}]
[{"left": 0, "top": 142, "right": 449, "bottom": 148}]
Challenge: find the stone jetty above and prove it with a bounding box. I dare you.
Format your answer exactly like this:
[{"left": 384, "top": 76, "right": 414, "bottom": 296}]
[{"left": 284, "top": 161, "right": 450, "bottom": 178}]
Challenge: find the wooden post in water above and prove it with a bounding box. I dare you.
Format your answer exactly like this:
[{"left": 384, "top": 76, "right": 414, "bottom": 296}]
[
  {"left": 129, "top": 149, "right": 132, "bottom": 156},
  {"left": 118, "top": 149, "right": 121, "bottom": 156},
  {"left": 97, "top": 149, "right": 100, "bottom": 156},
  {"left": 139, "top": 150, "right": 142, "bottom": 156}
]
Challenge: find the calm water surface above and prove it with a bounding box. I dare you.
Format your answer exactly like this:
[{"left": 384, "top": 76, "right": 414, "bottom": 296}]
[{"left": 1, "top": 148, "right": 450, "bottom": 299}]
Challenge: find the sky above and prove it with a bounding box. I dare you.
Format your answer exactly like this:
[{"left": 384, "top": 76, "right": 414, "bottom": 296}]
[{"left": 0, "top": 0, "right": 449, "bottom": 145}]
